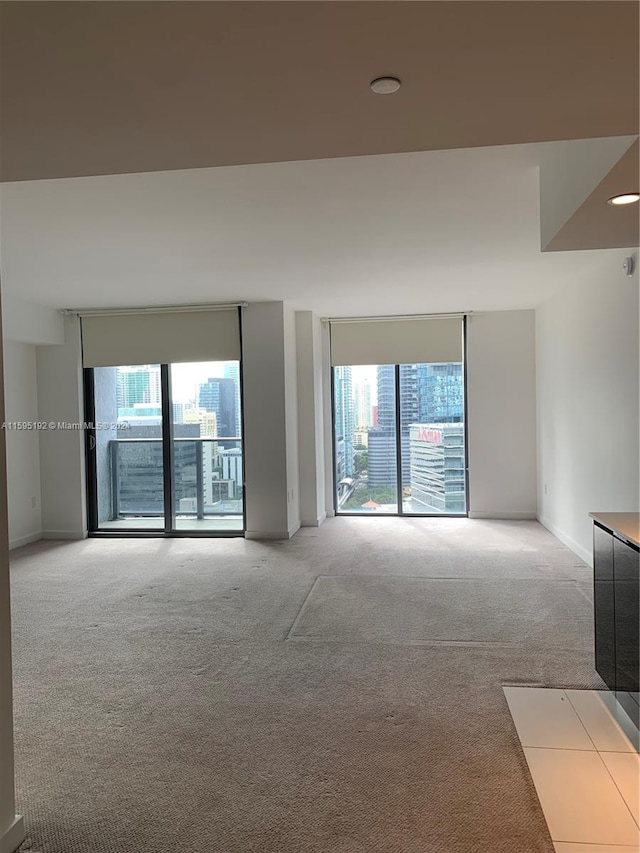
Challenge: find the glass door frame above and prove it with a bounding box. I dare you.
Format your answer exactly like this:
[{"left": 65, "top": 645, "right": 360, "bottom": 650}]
[
  {"left": 84, "top": 363, "right": 246, "bottom": 538},
  {"left": 332, "top": 316, "right": 469, "bottom": 518},
  {"left": 161, "top": 363, "right": 175, "bottom": 534}
]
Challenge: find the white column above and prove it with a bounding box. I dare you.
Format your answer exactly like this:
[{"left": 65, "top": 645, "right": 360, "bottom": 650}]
[
  {"left": 3, "top": 342, "right": 42, "bottom": 549},
  {"left": 283, "top": 304, "right": 300, "bottom": 536},
  {"left": 0, "top": 294, "right": 26, "bottom": 853},
  {"left": 295, "top": 311, "right": 326, "bottom": 526},
  {"left": 242, "top": 302, "right": 300, "bottom": 539},
  {"left": 36, "top": 314, "right": 87, "bottom": 539}
]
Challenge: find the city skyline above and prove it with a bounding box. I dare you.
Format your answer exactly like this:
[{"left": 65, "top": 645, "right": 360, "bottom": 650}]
[
  {"left": 335, "top": 361, "right": 465, "bottom": 514},
  {"left": 114, "top": 362, "right": 241, "bottom": 423},
  {"left": 98, "top": 363, "right": 244, "bottom": 524}
]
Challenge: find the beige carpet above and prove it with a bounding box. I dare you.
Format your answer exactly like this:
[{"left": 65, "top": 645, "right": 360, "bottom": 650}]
[{"left": 9, "top": 518, "right": 601, "bottom": 853}]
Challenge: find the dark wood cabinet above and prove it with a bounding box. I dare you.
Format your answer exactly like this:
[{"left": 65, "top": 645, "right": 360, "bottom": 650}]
[
  {"left": 594, "top": 523, "right": 616, "bottom": 690},
  {"left": 593, "top": 519, "right": 639, "bottom": 729},
  {"left": 613, "top": 535, "right": 639, "bottom": 726}
]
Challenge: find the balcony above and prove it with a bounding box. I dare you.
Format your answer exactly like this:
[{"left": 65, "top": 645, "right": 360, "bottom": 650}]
[{"left": 98, "top": 437, "right": 244, "bottom": 532}]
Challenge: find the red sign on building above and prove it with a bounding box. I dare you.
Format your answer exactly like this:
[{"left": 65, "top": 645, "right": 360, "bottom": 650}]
[{"left": 417, "top": 427, "right": 442, "bottom": 444}]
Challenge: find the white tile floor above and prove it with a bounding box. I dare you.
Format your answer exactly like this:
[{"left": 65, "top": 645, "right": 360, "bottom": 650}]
[{"left": 503, "top": 687, "right": 640, "bottom": 852}]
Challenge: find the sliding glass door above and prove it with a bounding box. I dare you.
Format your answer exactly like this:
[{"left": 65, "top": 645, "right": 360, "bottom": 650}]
[
  {"left": 170, "top": 362, "right": 243, "bottom": 532},
  {"left": 86, "top": 360, "right": 244, "bottom": 535},
  {"left": 91, "top": 363, "right": 165, "bottom": 530},
  {"left": 332, "top": 359, "right": 467, "bottom": 517}
]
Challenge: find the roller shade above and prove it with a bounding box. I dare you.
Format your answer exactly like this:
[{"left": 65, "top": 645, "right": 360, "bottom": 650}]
[
  {"left": 81, "top": 308, "right": 240, "bottom": 367},
  {"left": 330, "top": 317, "right": 463, "bottom": 366}
]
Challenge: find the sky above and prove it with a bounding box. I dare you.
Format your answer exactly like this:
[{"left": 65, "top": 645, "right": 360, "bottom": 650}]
[
  {"left": 351, "top": 365, "right": 378, "bottom": 406},
  {"left": 170, "top": 361, "right": 228, "bottom": 404},
  {"left": 171, "top": 362, "right": 379, "bottom": 406}
]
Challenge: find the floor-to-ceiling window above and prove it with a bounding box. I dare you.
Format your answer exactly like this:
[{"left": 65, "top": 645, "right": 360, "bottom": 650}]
[
  {"left": 92, "top": 362, "right": 165, "bottom": 529},
  {"left": 331, "top": 317, "right": 467, "bottom": 516},
  {"left": 170, "top": 361, "right": 243, "bottom": 532},
  {"left": 82, "top": 307, "right": 244, "bottom": 536}
]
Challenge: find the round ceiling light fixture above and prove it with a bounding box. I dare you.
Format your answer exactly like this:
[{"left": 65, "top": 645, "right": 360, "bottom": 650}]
[
  {"left": 607, "top": 193, "right": 640, "bottom": 206},
  {"left": 370, "top": 76, "right": 401, "bottom": 95}
]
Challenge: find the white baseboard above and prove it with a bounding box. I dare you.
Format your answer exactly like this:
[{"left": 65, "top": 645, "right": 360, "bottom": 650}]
[
  {"left": 244, "top": 522, "right": 301, "bottom": 540},
  {"left": 301, "top": 512, "right": 327, "bottom": 528},
  {"left": 42, "top": 529, "right": 88, "bottom": 540},
  {"left": 0, "top": 816, "right": 25, "bottom": 853},
  {"left": 244, "top": 530, "right": 292, "bottom": 540},
  {"left": 9, "top": 531, "right": 42, "bottom": 550},
  {"left": 325, "top": 510, "right": 336, "bottom": 518},
  {"left": 288, "top": 521, "right": 301, "bottom": 539},
  {"left": 538, "top": 514, "right": 592, "bottom": 566},
  {"left": 468, "top": 511, "right": 537, "bottom": 520}
]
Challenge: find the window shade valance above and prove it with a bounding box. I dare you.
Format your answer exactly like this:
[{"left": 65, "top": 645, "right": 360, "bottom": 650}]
[
  {"left": 81, "top": 308, "right": 241, "bottom": 368},
  {"left": 329, "top": 317, "right": 463, "bottom": 366}
]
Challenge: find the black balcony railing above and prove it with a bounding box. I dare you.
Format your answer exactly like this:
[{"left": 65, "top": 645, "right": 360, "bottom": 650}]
[{"left": 109, "top": 437, "right": 243, "bottom": 520}]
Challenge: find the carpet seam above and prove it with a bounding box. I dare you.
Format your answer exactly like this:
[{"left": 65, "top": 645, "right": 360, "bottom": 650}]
[{"left": 284, "top": 575, "right": 321, "bottom": 641}]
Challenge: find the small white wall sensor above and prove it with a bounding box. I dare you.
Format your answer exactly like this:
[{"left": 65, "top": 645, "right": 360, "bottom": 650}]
[{"left": 622, "top": 257, "right": 635, "bottom": 277}]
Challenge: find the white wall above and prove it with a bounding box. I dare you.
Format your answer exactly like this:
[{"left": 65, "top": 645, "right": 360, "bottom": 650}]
[
  {"left": 0, "top": 303, "right": 26, "bottom": 852},
  {"left": 242, "top": 302, "right": 300, "bottom": 539},
  {"left": 1, "top": 296, "right": 65, "bottom": 551},
  {"left": 295, "top": 311, "right": 326, "bottom": 526},
  {"left": 1, "top": 301, "right": 305, "bottom": 544},
  {"left": 284, "top": 304, "right": 300, "bottom": 535},
  {"left": 2, "top": 294, "right": 64, "bottom": 346},
  {"left": 537, "top": 251, "right": 639, "bottom": 564},
  {"left": 320, "top": 310, "right": 537, "bottom": 520},
  {"left": 36, "top": 315, "right": 87, "bottom": 540},
  {"left": 2, "top": 342, "right": 42, "bottom": 549},
  {"left": 321, "top": 322, "right": 335, "bottom": 517},
  {"left": 539, "top": 137, "right": 637, "bottom": 249},
  {"left": 466, "top": 310, "right": 537, "bottom": 519}
]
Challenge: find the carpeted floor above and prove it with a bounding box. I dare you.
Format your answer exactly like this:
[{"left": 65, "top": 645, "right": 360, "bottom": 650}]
[{"left": 9, "top": 517, "right": 601, "bottom": 853}]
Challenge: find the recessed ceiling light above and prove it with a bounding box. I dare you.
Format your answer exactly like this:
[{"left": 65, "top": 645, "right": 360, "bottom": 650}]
[
  {"left": 607, "top": 193, "right": 640, "bottom": 206},
  {"left": 370, "top": 77, "right": 401, "bottom": 95}
]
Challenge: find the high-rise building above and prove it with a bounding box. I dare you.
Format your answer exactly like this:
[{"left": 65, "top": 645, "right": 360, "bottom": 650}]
[
  {"left": 371, "top": 364, "right": 418, "bottom": 485},
  {"left": 418, "top": 363, "right": 463, "bottom": 424},
  {"left": 353, "top": 430, "right": 369, "bottom": 448},
  {"left": 376, "top": 364, "right": 419, "bottom": 430},
  {"left": 172, "top": 402, "right": 186, "bottom": 424},
  {"left": 218, "top": 448, "right": 243, "bottom": 492},
  {"left": 198, "top": 377, "right": 237, "bottom": 437},
  {"left": 408, "top": 423, "right": 466, "bottom": 513},
  {"left": 223, "top": 362, "right": 242, "bottom": 436},
  {"left": 183, "top": 408, "right": 217, "bottom": 438},
  {"left": 367, "top": 429, "right": 396, "bottom": 486},
  {"left": 117, "top": 403, "right": 162, "bottom": 426},
  {"left": 333, "top": 366, "right": 355, "bottom": 478},
  {"left": 376, "top": 365, "right": 395, "bottom": 431},
  {"left": 202, "top": 443, "right": 241, "bottom": 508},
  {"left": 369, "top": 362, "right": 464, "bottom": 489},
  {"left": 353, "top": 377, "right": 372, "bottom": 429},
  {"left": 117, "top": 365, "right": 161, "bottom": 410},
  {"left": 115, "top": 422, "right": 201, "bottom": 515},
  {"left": 398, "top": 364, "right": 419, "bottom": 431}
]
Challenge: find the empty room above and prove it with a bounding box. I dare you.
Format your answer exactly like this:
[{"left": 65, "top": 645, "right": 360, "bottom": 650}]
[{"left": 0, "top": 3, "right": 638, "bottom": 853}]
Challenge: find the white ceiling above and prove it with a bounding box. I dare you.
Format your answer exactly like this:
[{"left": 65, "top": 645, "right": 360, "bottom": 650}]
[
  {"left": 2, "top": 1, "right": 637, "bottom": 181},
  {"left": 0, "top": 142, "right": 628, "bottom": 318}
]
